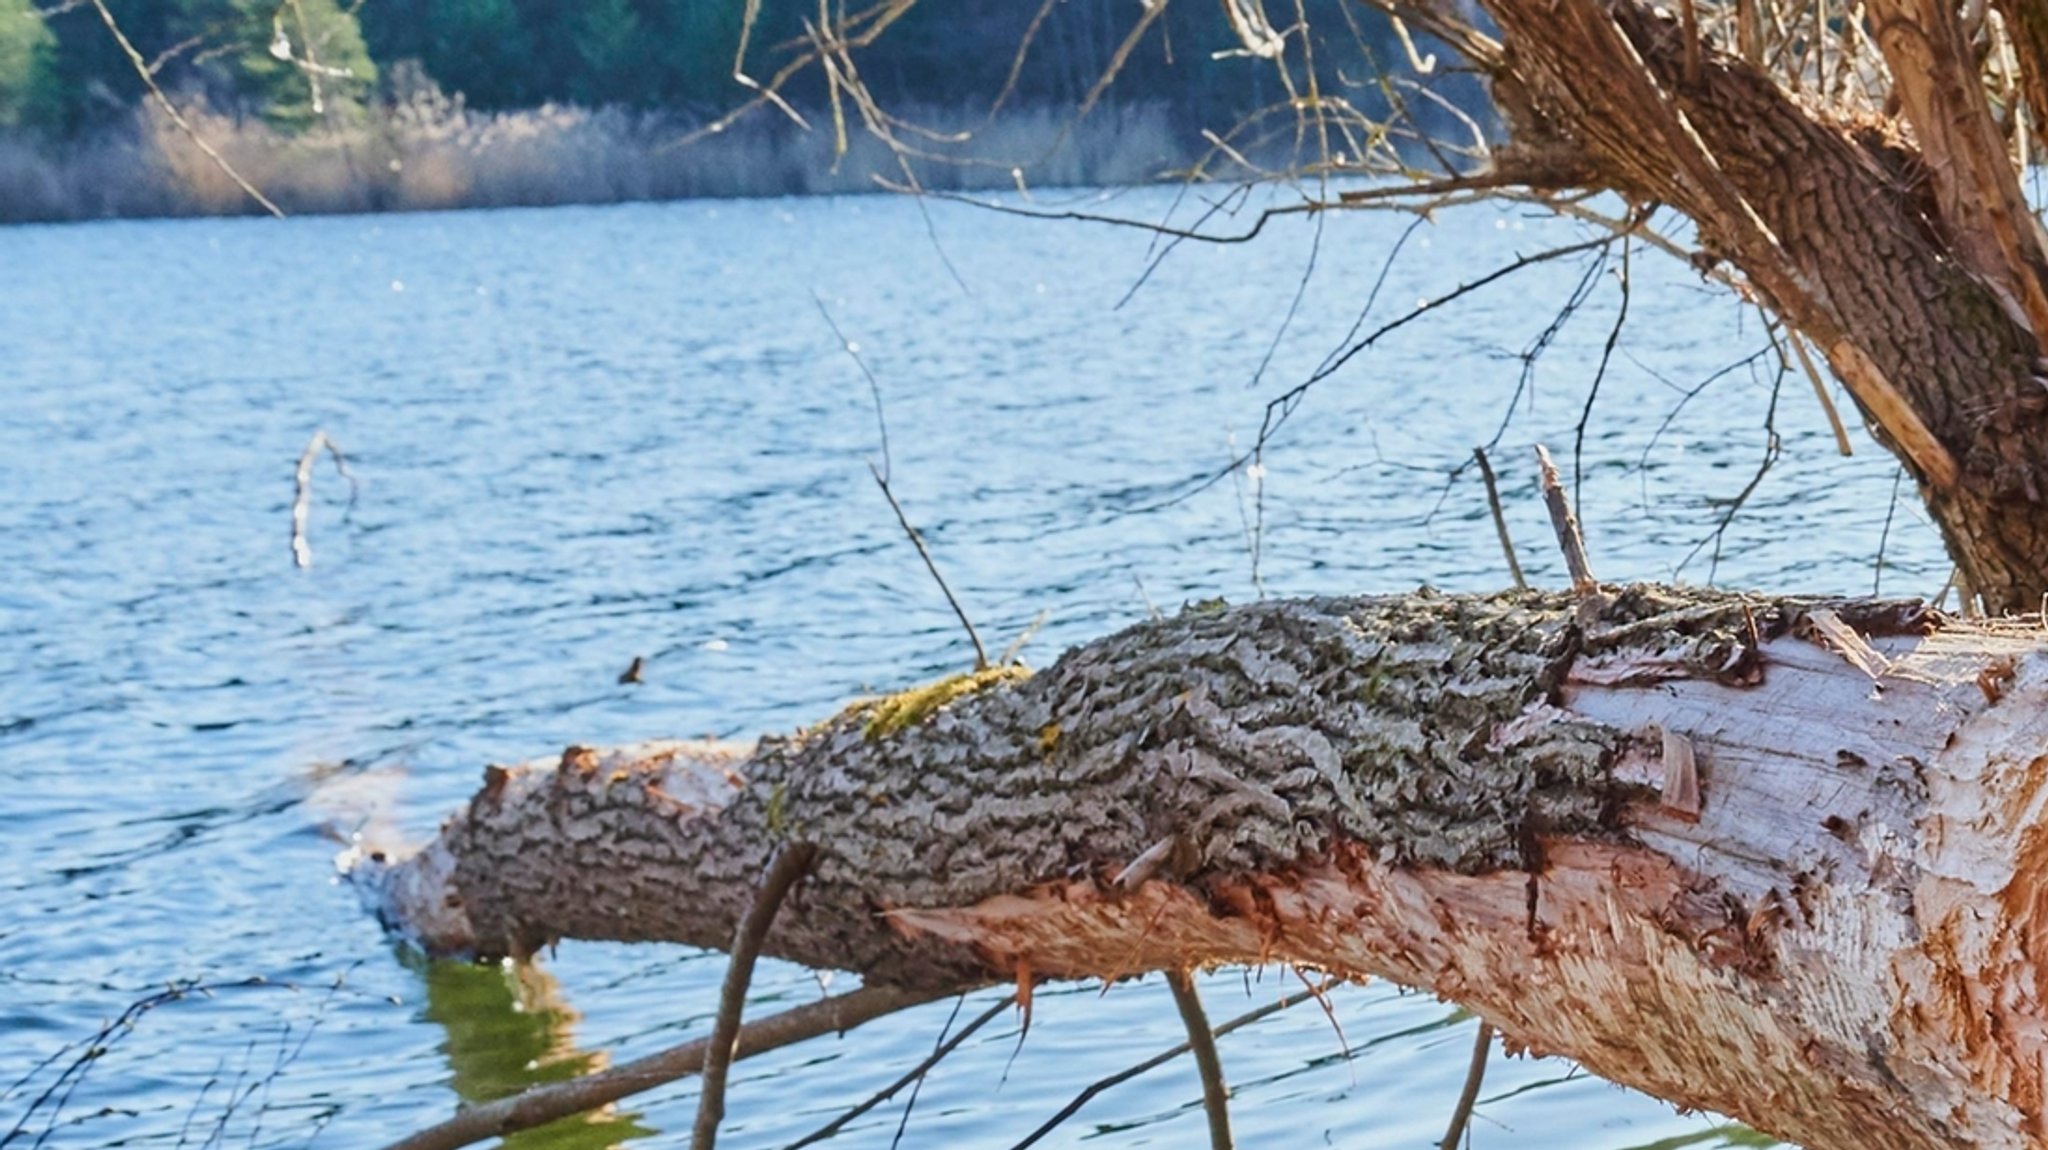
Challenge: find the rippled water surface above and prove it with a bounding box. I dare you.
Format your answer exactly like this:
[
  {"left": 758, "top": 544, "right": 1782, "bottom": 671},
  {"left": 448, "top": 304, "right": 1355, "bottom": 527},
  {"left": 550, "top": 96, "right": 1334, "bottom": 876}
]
[{"left": 0, "top": 188, "right": 1945, "bottom": 1148}]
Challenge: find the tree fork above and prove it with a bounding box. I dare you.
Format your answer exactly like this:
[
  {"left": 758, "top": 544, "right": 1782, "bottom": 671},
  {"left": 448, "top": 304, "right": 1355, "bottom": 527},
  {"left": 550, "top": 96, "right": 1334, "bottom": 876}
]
[
  {"left": 352, "top": 585, "right": 2048, "bottom": 1150},
  {"left": 1476, "top": 0, "right": 2048, "bottom": 611}
]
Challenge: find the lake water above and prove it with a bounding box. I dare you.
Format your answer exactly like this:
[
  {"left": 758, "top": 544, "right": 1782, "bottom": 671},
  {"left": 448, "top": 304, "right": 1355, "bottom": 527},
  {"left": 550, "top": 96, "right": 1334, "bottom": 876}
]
[{"left": 0, "top": 186, "right": 1944, "bottom": 1148}]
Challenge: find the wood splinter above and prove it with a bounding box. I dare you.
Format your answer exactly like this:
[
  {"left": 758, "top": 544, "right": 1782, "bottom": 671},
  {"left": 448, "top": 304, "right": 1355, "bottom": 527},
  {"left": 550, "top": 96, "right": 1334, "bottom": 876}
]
[
  {"left": 1660, "top": 725, "right": 1701, "bottom": 820},
  {"left": 1114, "top": 836, "right": 1178, "bottom": 888},
  {"left": 1804, "top": 607, "right": 1892, "bottom": 681}
]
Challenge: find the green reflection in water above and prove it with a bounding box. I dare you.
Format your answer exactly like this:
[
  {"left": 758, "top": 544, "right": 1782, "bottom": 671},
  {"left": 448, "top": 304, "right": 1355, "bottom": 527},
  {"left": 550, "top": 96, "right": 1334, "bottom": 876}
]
[{"left": 419, "top": 956, "right": 657, "bottom": 1149}]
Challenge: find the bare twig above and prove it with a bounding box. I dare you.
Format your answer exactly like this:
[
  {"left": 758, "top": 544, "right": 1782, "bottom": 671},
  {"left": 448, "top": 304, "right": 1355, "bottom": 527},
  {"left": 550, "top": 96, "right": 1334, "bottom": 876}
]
[
  {"left": 871, "top": 463, "right": 990, "bottom": 671},
  {"left": 782, "top": 993, "right": 1015, "bottom": 1149},
  {"left": 1439, "top": 1020, "right": 1494, "bottom": 1149},
  {"left": 1675, "top": 366, "right": 1785, "bottom": 582},
  {"left": 1786, "top": 328, "right": 1853, "bottom": 456},
  {"left": 1572, "top": 232, "right": 1634, "bottom": 516},
  {"left": 87, "top": 0, "right": 282, "bottom": 218},
  {"left": 693, "top": 842, "right": 821, "bottom": 1150},
  {"left": 812, "top": 294, "right": 890, "bottom": 478},
  {"left": 815, "top": 298, "right": 989, "bottom": 668},
  {"left": 381, "top": 984, "right": 948, "bottom": 1150},
  {"left": 997, "top": 609, "right": 1051, "bottom": 666},
  {"left": 5, "top": 980, "right": 204, "bottom": 1145},
  {"left": 1534, "top": 444, "right": 1597, "bottom": 591},
  {"left": 1875, "top": 465, "right": 1903, "bottom": 595},
  {"left": 1166, "top": 970, "right": 1234, "bottom": 1150},
  {"left": 291, "top": 431, "right": 358, "bottom": 570},
  {"left": 1008, "top": 977, "right": 1339, "bottom": 1150},
  {"left": 1472, "top": 448, "right": 1527, "bottom": 590},
  {"left": 1134, "top": 574, "right": 1165, "bottom": 621},
  {"left": 1139, "top": 236, "right": 1617, "bottom": 519}
]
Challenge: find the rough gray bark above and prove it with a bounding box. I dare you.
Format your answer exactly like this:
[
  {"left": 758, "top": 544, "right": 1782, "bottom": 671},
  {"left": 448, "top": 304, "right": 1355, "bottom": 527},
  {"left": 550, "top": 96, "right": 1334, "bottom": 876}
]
[
  {"left": 354, "top": 584, "right": 2048, "bottom": 1150},
  {"left": 1476, "top": 0, "right": 2048, "bottom": 612}
]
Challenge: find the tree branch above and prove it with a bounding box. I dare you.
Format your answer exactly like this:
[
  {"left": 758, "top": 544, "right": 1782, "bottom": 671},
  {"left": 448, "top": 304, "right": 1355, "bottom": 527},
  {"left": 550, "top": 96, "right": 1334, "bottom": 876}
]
[
  {"left": 382, "top": 984, "right": 950, "bottom": 1150},
  {"left": 693, "top": 842, "right": 818, "bottom": 1150}
]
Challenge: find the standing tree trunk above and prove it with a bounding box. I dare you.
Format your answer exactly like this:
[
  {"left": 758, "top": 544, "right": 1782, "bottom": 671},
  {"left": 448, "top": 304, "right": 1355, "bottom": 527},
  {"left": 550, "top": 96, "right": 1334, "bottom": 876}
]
[
  {"left": 357, "top": 587, "right": 2048, "bottom": 1150},
  {"left": 1472, "top": 0, "right": 2048, "bottom": 612}
]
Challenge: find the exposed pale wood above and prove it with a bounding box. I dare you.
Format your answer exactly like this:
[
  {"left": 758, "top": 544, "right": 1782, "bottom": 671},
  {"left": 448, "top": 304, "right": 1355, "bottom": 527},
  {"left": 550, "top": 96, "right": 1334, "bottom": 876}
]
[
  {"left": 353, "top": 586, "right": 2048, "bottom": 1150},
  {"left": 1865, "top": 0, "right": 2048, "bottom": 340}
]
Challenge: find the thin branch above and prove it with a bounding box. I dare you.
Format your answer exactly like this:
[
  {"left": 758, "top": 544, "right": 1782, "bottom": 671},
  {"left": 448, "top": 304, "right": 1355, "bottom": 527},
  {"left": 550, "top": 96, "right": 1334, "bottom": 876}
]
[
  {"left": 1007, "top": 977, "right": 1339, "bottom": 1150},
  {"left": 871, "top": 462, "right": 990, "bottom": 671},
  {"left": 1572, "top": 232, "right": 1633, "bottom": 518},
  {"left": 1439, "top": 1021, "right": 1495, "bottom": 1149},
  {"left": 1875, "top": 465, "right": 1905, "bottom": 596},
  {"left": 693, "top": 843, "right": 821, "bottom": 1150},
  {"left": 814, "top": 298, "right": 989, "bottom": 668},
  {"left": 812, "top": 294, "right": 890, "bottom": 480},
  {"left": 1166, "top": 971, "right": 1234, "bottom": 1150},
  {"left": 1676, "top": 363, "right": 1787, "bottom": 582},
  {"left": 1481, "top": 245, "right": 1611, "bottom": 453},
  {"left": 380, "top": 985, "right": 950, "bottom": 1150},
  {"left": 1785, "top": 326, "right": 1853, "bottom": 456},
  {"left": 1473, "top": 448, "right": 1527, "bottom": 590},
  {"left": 986, "top": 0, "right": 1060, "bottom": 120},
  {"left": 1535, "top": 444, "right": 1597, "bottom": 590},
  {"left": 1333, "top": 164, "right": 1582, "bottom": 206},
  {"left": 909, "top": 188, "right": 1314, "bottom": 244},
  {"left": 784, "top": 993, "right": 1015, "bottom": 1149},
  {"left": 997, "top": 609, "right": 1051, "bottom": 667},
  {"left": 87, "top": 0, "right": 282, "bottom": 218},
  {"left": 1140, "top": 235, "right": 1616, "bottom": 518},
  {"left": 143, "top": 33, "right": 205, "bottom": 76}
]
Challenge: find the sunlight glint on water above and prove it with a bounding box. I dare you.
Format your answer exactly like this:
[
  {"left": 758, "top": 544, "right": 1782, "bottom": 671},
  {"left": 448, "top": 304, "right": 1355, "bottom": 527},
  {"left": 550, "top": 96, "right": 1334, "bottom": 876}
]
[{"left": 0, "top": 188, "right": 1944, "bottom": 1147}]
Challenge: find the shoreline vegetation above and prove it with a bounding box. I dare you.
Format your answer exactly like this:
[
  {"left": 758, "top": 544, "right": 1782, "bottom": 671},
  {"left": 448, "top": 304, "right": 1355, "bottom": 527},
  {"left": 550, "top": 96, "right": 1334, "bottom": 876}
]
[
  {"left": 0, "top": 96, "right": 1186, "bottom": 224},
  {"left": 0, "top": 0, "right": 1481, "bottom": 225}
]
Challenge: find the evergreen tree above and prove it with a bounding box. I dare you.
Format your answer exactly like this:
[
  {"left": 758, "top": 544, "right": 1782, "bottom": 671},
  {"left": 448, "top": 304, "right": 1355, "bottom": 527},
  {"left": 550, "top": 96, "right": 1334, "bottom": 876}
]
[
  {"left": 570, "top": 0, "right": 647, "bottom": 107},
  {"left": 645, "top": 0, "right": 748, "bottom": 111},
  {"left": 0, "top": 0, "right": 56, "bottom": 128},
  {"left": 422, "top": 0, "right": 532, "bottom": 109},
  {"left": 169, "top": 0, "right": 375, "bottom": 127}
]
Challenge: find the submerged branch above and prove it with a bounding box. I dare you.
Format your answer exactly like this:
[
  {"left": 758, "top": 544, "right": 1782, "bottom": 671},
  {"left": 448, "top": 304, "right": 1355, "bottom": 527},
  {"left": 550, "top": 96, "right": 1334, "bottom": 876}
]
[{"left": 383, "top": 985, "right": 950, "bottom": 1150}]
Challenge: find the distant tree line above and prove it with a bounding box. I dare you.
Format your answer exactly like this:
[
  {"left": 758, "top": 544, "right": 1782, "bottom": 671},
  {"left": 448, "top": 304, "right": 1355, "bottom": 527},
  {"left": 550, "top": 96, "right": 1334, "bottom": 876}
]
[{"left": 0, "top": 0, "right": 1447, "bottom": 144}]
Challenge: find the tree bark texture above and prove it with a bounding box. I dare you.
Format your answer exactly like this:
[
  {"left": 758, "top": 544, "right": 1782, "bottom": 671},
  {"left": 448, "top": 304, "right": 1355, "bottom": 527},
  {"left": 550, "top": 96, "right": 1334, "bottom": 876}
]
[
  {"left": 354, "top": 586, "right": 2048, "bottom": 1150},
  {"left": 1474, "top": 0, "right": 2048, "bottom": 612}
]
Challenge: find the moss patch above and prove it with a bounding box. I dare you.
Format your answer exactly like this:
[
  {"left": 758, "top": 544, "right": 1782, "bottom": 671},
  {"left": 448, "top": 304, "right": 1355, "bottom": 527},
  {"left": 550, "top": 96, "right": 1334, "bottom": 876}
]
[{"left": 863, "top": 665, "right": 1032, "bottom": 741}]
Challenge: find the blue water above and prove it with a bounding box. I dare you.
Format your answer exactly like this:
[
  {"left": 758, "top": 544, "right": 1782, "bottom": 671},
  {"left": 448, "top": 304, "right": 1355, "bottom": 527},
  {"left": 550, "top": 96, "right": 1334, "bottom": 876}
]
[{"left": 0, "top": 187, "right": 1941, "bottom": 1148}]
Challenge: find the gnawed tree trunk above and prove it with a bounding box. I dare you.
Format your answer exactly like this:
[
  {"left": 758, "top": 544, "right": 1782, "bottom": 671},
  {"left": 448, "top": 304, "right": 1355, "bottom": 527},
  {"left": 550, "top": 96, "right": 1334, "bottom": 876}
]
[
  {"left": 354, "top": 586, "right": 2048, "bottom": 1150},
  {"left": 1466, "top": 0, "right": 2048, "bottom": 612}
]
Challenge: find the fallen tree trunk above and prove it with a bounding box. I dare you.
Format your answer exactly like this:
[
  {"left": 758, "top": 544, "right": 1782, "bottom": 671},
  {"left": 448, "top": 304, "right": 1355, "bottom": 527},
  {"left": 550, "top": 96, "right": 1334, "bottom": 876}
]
[{"left": 350, "top": 585, "right": 2048, "bottom": 1150}]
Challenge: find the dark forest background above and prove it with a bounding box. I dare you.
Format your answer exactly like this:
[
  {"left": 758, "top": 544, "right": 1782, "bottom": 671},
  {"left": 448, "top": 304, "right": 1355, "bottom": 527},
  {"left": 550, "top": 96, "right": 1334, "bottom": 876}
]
[{"left": 0, "top": 1, "right": 1483, "bottom": 219}]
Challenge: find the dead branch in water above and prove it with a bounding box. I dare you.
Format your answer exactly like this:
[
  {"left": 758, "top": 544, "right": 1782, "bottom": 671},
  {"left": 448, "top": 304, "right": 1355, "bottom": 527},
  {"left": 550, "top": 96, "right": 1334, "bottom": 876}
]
[
  {"left": 1166, "top": 970, "right": 1234, "bottom": 1150},
  {"left": 693, "top": 843, "right": 819, "bottom": 1150},
  {"left": 1439, "top": 1020, "right": 1494, "bottom": 1149},
  {"left": 383, "top": 983, "right": 951, "bottom": 1150},
  {"left": 783, "top": 992, "right": 1016, "bottom": 1148},
  {"left": 291, "top": 431, "right": 358, "bottom": 570}
]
